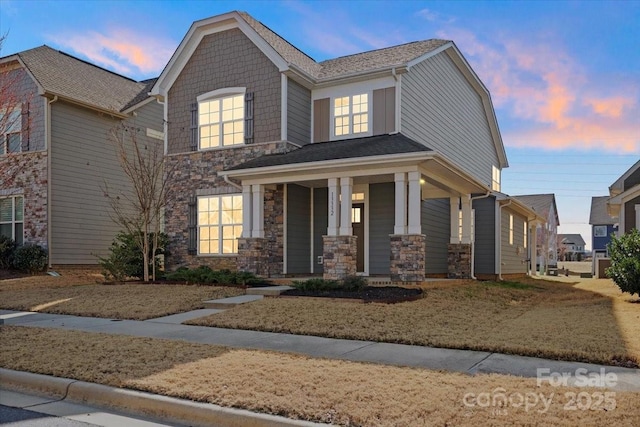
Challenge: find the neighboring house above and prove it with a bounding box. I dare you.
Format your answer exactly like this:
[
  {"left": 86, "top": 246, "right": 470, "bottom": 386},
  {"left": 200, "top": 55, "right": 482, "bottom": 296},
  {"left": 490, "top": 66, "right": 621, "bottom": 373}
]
[
  {"left": 557, "top": 234, "right": 586, "bottom": 261},
  {"left": 608, "top": 159, "right": 640, "bottom": 234},
  {"left": 513, "top": 194, "right": 560, "bottom": 272},
  {"left": 0, "top": 46, "right": 163, "bottom": 266},
  {"left": 589, "top": 196, "right": 618, "bottom": 256},
  {"left": 150, "top": 11, "right": 539, "bottom": 282}
]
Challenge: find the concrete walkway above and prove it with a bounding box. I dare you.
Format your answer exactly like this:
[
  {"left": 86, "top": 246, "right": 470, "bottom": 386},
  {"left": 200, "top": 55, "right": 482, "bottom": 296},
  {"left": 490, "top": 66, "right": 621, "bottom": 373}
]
[{"left": 2, "top": 309, "right": 639, "bottom": 392}]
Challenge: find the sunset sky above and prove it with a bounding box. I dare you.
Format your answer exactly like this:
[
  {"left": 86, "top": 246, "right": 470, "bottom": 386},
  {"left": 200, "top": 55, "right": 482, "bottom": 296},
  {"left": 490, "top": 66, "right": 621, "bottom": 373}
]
[{"left": 2, "top": 0, "right": 638, "bottom": 250}]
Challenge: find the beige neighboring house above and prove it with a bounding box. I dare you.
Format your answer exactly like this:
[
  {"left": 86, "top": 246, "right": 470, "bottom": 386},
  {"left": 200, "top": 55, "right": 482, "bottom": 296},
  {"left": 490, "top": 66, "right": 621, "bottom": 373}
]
[
  {"left": 513, "top": 194, "right": 560, "bottom": 273},
  {"left": 0, "top": 46, "right": 163, "bottom": 266},
  {"left": 150, "top": 10, "right": 541, "bottom": 282}
]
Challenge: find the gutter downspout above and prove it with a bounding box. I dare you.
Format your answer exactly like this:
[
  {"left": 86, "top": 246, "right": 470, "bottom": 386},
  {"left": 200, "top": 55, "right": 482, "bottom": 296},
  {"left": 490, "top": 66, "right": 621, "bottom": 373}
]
[
  {"left": 497, "top": 199, "right": 512, "bottom": 281},
  {"left": 46, "top": 95, "right": 58, "bottom": 268},
  {"left": 469, "top": 190, "right": 491, "bottom": 279}
]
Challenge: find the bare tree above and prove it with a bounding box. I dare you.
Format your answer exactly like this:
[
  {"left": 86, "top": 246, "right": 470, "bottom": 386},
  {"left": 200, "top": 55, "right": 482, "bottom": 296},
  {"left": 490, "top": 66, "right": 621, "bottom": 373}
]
[{"left": 103, "top": 123, "right": 172, "bottom": 281}]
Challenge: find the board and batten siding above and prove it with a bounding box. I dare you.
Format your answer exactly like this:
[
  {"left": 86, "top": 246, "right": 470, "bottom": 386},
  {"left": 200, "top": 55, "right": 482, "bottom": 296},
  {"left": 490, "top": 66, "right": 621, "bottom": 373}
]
[
  {"left": 369, "top": 183, "right": 394, "bottom": 275},
  {"left": 286, "top": 184, "right": 311, "bottom": 274},
  {"left": 501, "top": 207, "right": 528, "bottom": 275},
  {"left": 49, "top": 100, "right": 163, "bottom": 264},
  {"left": 313, "top": 188, "right": 328, "bottom": 274},
  {"left": 401, "top": 51, "right": 499, "bottom": 186},
  {"left": 421, "top": 198, "right": 449, "bottom": 275},
  {"left": 473, "top": 196, "right": 497, "bottom": 275},
  {"left": 287, "top": 78, "right": 311, "bottom": 146}
]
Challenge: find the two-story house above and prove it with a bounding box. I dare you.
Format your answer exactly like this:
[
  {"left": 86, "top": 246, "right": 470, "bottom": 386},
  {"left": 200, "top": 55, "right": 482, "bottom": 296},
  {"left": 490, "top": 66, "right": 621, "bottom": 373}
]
[
  {"left": 0, "top": 46, "right": 163, "bottom": 266},
  {"left": 513, "top": 194, "right": 560, "bottom": 273},
  {"left": 151, "top": 11, "right": 540, "bottom": 282},
  {"left": 557, "top": 234, "right": 586, "bottom": 262},
  {"left": 589, "top": 195, "right": 618, "bottom": 257},
  {"left": 608, "top": 159, "right": 640, "bottom": 234}
]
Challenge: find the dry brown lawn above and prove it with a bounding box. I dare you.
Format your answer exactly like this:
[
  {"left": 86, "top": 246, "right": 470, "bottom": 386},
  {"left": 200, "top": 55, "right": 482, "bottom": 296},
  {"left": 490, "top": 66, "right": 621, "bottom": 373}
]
[
  {"left": 0, "top": 271, "right": 243, "bottom": 320},
  {"left": 188, "top": 278, "right": 640, "bottom": 367},
  {"left": 2, "top": 326, "right": 638, "bottom": 426}
]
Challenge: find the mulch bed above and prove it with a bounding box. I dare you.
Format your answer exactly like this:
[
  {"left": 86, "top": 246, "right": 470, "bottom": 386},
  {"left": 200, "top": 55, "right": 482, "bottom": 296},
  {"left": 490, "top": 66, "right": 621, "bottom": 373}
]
[
  {"left": 0, "top": 269, "right": 32, "bottom": 280},
  {"left": 280, "top": 286, "right": 423, "bottom": 303}
]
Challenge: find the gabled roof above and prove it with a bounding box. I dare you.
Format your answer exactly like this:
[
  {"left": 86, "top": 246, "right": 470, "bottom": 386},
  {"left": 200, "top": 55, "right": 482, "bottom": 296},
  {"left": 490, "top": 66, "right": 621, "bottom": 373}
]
[
  {"left": 609, "top": 159, "right": 640, "bottom": 195},
  {"left": 1, "top": 46, "right": 152, "bottom": 114},
  {"left": 558, "top": 234, "right": 586, "bottom": 246},
  {"left": 227, "top": 133, "right": 431, "bottom": 170},
  {"left": 513, "top": 194, "right": 560, "bottom": 226},
  {"left": 589, "top": 196, "right": 617, "bottom": 225}
]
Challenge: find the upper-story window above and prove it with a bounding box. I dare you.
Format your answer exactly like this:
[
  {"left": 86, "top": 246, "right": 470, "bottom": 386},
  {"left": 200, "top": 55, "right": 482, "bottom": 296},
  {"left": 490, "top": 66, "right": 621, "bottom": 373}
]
[
  {"left": 197, "top": 89, "right": 245, "bottom": 150},
  {"left": 492, "top": 166, "right": 501, "bottom": 191},
  {"left": 1, "top": 108, "right": 21, "bottom": 155},
  {"left": 334, "top": 93, "right": 368, "bottom": 137}
]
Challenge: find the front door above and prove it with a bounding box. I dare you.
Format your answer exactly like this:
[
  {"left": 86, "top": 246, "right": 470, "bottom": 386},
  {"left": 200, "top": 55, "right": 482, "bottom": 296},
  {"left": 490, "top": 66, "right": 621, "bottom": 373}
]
[{"left": 352, "top": 203, "right": 365, "bottom": 272}]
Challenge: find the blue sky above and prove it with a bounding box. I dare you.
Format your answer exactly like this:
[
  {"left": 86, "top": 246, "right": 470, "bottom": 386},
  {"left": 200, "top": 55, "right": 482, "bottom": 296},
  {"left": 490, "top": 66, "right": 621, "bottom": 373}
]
[{"left": 2, "top": 0, "right": 639, "bottom": 249}]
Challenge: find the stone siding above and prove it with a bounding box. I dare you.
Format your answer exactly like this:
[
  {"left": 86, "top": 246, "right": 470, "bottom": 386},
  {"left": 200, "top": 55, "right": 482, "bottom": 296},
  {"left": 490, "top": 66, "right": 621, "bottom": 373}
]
[
  {"left": 164, "top": 142, "right": 293, "bottom": 272},
  {"left": 448, "top": 243, "right": 472, "bottom": 279},
  {"left": 168, "top": 28, "right": 282, "bottom": 154},
  {"left": 237, "top": 237, "right": 269, "bottom": 277},
  {"left": 322, "top": 235, "right": 357, "bottom": 280},
  {"left": 390, "top": 234, "right": 426, "bottom": 283},
  {"left": 0, "top": 151, "right": 48, "bottom": 247}
]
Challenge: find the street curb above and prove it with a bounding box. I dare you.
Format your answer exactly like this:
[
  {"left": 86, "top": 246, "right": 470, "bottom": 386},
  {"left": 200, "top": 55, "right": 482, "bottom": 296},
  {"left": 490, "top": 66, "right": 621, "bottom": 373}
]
[{"left": 0, "top": 368, "right": 328, "bottom": 427}]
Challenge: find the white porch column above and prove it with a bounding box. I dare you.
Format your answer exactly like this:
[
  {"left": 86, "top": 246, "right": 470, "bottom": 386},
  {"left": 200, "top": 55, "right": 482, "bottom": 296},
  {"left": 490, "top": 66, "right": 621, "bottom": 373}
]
[
  {"left": 407, "top": 171, "right": 422, "bottom": 234},
  {"left": 461, "top": 194, "right": 472, "bottom": 244},
  {"left": 394, "top": 172, "right": 407, "bottom": 234},
  {"left": 241, "top": 185, "right": 252, "bottom": 238},
  {"left": 450, "top": 197, "right": 460, "bottom": 244},
  {"left": 327, "top": 178, "right": 339, "bottom": 236},
  {"left": 251, "top": 184, "right": 264, "bottom": 238},
  {"left": 339, "top": 177, "right": 353, "bottom": 235}
]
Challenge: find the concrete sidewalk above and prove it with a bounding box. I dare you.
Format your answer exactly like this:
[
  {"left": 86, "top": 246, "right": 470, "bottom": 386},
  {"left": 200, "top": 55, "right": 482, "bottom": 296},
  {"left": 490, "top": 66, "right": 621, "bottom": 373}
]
[{"left": 2, "top": 309, "right": 639, "bottom": 392}]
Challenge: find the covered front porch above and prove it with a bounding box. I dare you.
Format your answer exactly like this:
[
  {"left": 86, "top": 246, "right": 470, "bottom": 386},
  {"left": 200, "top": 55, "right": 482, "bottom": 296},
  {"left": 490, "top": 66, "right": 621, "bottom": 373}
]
[{"left": 220, "top": 135, "right": 490, "bottom": 283}]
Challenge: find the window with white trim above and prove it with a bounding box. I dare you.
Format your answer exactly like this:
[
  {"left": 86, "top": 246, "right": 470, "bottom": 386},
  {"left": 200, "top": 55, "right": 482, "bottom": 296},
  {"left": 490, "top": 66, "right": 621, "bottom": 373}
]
[
  {"left": 334, "top": 93, "right": 368, "bottom": 137},
  {"left": 492, "top": 166, "right": 501, "bottom": 191},
  {"left": 199, "top": 93, "right": 244, "bottom": 149},
  {"left": 197, "top": 195, "right": 242, "bottom": 255},
  {"left": 524, "top": 222, "right": 528, "bottom": 248},
  {"left": 0, "top": 196, "right": 23, "bottom": 245},
  {"left": 1, "top": 108, "right": 21, "bottom": 155}
]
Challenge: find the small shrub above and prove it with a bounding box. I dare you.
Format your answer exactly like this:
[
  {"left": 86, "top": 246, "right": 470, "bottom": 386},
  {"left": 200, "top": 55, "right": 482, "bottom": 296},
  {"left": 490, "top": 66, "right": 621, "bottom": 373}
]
[
  {"left": 11, "top": 244, "right": 48, "bottom": 274},
  {"left": 342, "top": 275, "right": 368, "bottom": 291},
  {"left": 607, "top": 229, "right": 640, "bottom": 297},
  {"left": 0, "top": 235, "right": 17, "bottom": 269},
  {"left": 98, "top": 231, "right": 168, "bottom": 281},
  {"left": 165, "top": 267, "right": 268, "bottom": 286}
]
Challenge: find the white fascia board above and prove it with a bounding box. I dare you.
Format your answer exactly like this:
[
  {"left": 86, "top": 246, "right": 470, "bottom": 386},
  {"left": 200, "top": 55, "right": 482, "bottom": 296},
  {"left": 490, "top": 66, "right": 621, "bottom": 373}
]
[
  {"left": 120, "top": 96, "right": 155, "bottom": 115},
  {"left": 219, "top": 151, "right": 431, "bottom": 180},
  {"left": 311, "top": 75, "right": 396, "bottom": 100},
  {"left": 44, "top": 92, "right": 128, "bottom": 119},
  {"left": 609, "top": 159, "right": 640, "bottom": 192},
  {"left": 610, "top": 184, "right": 640, "bottom": 205},
  {"left": 151, "top": 11, "right": 289, "bottom": 97},
  {"left": 314, "top": 66, "right": 406, "bottom": 88}
]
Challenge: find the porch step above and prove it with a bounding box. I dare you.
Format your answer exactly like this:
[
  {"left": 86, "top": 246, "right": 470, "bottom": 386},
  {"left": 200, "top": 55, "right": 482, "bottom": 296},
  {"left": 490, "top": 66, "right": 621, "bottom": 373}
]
[
  {"left": 246, "top": 285, "right": 293, "bottom": 296},
  {"left": 203, "top": 294, "right": 264, "bottom": 309}
]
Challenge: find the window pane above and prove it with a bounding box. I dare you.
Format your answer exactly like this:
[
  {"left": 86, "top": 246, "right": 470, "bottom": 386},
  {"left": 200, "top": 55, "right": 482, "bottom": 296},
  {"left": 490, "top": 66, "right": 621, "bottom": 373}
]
[
  {"left": 0, "top": 224, "right": 11, "bottom": 240},
  {"left": 199, "top": 240, "right": 210, "bottom": 254},
  {"left": 14, "top": 197, "right": 23, "bottom": 221},
  {"left": 14, "top": 223, "right": 23, "bottom": 245},
  {"left": 7, "top": 133, "right": 20, "bottom": 153},
  {"left": 0, "top": 198, "right": 12, "bottom": 222}
]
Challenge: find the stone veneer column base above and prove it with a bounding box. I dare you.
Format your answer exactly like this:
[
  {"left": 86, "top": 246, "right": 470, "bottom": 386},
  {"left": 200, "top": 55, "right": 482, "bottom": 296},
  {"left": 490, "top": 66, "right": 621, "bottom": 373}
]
[
  {"left": 448, "top": 243, "right": 472, "bottom": 279},
  {"left": 322, "top": 235, "right": 357, "bottom": 281},
  {"left": 237, "top": 238, "right": 269, "bottom": 277},
  {"left": 390, "top": 234, "right": 426, "bottom": 283}
]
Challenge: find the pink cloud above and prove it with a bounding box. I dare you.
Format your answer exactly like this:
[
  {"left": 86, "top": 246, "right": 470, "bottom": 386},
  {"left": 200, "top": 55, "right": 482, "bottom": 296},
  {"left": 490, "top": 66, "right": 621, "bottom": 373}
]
[
  {"left": 49, "top": 28, "right": 175, "bottom": 77},
  {"left": 439, "top": 29, "right": 640, "bottom": 153}
]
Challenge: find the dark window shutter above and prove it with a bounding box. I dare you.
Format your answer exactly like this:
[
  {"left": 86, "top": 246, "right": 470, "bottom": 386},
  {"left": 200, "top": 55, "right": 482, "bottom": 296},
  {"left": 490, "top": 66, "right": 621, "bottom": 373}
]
[
  {"left": 187, "top": 196, "right": 197, "bottom": 255},
  {"left": 244, "top": 92, "right": 254, "bottom": 144},
  {"left": 313, "top": 98, "right": 330, "bottom": 142},
  {"left": 190, "top": 102, "right": 198, "bottom": 151}
]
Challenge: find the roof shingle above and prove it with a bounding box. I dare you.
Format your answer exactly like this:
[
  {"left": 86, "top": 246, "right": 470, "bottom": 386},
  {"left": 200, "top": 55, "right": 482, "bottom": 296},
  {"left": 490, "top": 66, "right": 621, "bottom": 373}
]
[
  {"left": 227, "top": 133, "right": 432, "bottom": 170},
  {"left": 589, "top": 196, "right": 617, "bottom": 225}
]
